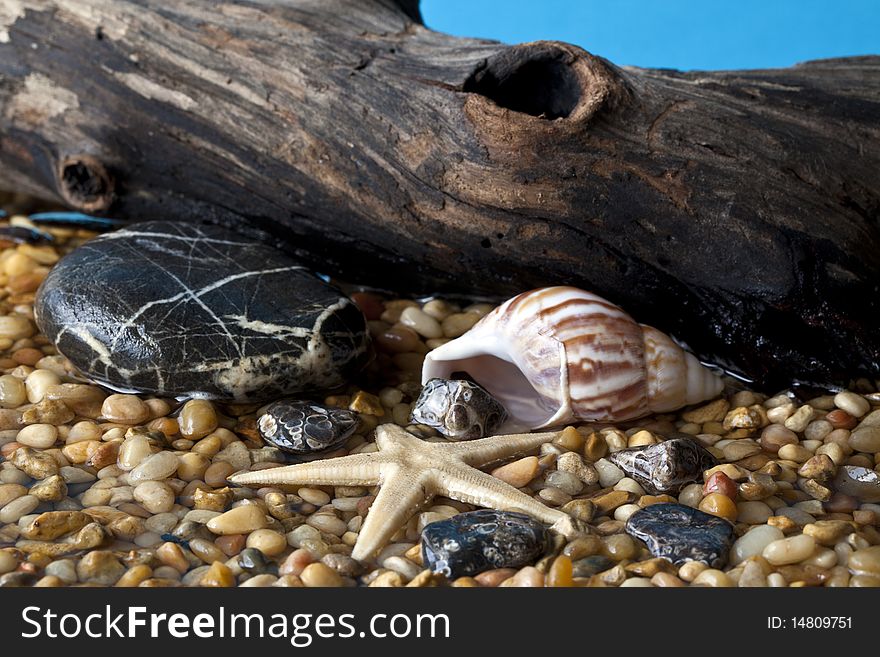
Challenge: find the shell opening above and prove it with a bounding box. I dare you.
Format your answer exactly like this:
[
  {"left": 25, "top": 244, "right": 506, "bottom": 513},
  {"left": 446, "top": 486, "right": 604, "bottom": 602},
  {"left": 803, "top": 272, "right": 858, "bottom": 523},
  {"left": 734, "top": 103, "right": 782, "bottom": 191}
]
[{"left": 422, "top": 353, "right": 560, "bottom": 429}]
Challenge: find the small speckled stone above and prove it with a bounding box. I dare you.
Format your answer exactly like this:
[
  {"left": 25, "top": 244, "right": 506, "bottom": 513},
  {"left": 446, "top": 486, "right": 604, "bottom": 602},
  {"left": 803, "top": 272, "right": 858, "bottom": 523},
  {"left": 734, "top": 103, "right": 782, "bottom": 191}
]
[
  {"left": 625, "top": 503, "right": 735, "bottom": 568},
  {"left": 421, "top": 510, "right": 549, "bottom": 578},
  {"left": 609, "top": 438, "right": 717, "bottom": 494},
  {"left": 35, "top": 221, "right": 371, "bottom": 402},
  {"left": 257, "top": 400, "right": 358, "bottom": 455}
]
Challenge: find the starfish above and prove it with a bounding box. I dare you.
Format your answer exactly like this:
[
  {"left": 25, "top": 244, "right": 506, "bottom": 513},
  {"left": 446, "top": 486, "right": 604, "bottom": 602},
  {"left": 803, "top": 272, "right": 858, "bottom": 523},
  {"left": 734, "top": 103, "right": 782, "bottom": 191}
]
[{"left": 228, "top": 424, "right": 579, "bottom": 561}]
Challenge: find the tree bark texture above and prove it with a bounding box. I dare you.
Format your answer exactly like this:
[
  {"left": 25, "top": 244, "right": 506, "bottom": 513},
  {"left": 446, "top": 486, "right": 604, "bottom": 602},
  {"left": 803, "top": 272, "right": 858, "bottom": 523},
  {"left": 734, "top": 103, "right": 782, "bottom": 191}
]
[{"left": 0, "top": 0, "right": 878, "bottom": 390}]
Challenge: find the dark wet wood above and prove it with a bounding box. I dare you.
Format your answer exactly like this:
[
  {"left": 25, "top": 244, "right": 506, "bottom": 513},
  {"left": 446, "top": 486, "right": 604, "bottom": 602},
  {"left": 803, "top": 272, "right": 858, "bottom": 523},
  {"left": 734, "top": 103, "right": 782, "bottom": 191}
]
[{"left": 0, "top": 0, "right": 878, "bottom": 389}]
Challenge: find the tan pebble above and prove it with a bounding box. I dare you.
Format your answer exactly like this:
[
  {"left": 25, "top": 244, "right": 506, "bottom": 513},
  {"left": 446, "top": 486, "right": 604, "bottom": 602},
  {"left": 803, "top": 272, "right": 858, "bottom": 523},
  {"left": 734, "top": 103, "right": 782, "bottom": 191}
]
[
  {"left": 157, "top": 542, "right": 190, "bottom": 574},
  {"left": 651, "top": 572, "right": 686, "bottom": 587},
  {"left": 473, "top": 568, "right": 515, "bottom": 587},
  {"left": 246, "top": 529, "right": 287, "bottom": 556},
  {"left": 848, "top": 546, "right": 880, "bottom": 577},
  {"left": 834, "top": 392, "right": 870, "bottom": 418},
  {"left": 176, "top": 452, "right": 209, "bottom": 481},
  {"left": 501, "top": 566, "right": 544, "bottom": 587},
  {"left": 691, "top": 569, "right": 732, "bottom": 587},
  {"left": 128, "top": 451, "right": 179, "bottom": 482},
  {"left": 698, "top": 492, "right": 738, "bottom": 521},
  {"left": 200, "top": 561, "right": 235, "bottom": 587},
  {"left": 399, "top": 306, "right": 443, "bottom": 339},
  {"left": 722, "top": 406, "right": 763, "bottom": 431},
  {"left": 777, "top": 443, "right": 814, "bottom": 463},
  {"left": 178, "top": 400, "right": 218, "bottom": 440},
  {"left": 784, "top": 405, "right": 816, "bottom": 432},
  {"left": 803, "top": 520, "right": 854, "bottom": 545},
  {"left": 490, "top": 456, "right": 539, "bottom": 488},
  {"left": 348, "top": 391, "right": 384, "bottom": 417},
  {"left": 116, "top": 564, "right": 153, "bottom": 587},
  {"left": 44, "top": 384, "right": 106, "bottom": 418},
  {"left": 682, "top": 399, "right": 730, "bottom": 424},
  {"left": 798, "top": 454, "right": 837, "bottom": 481},
  {"left": 28, "top": 475, "right": 67, "bottom": 502},
  {"left": 87, "top": 440, "right": 120, "bottom": 470},
  {"left": 25, "top": 369, "right": 60, "bottom": 404},
  {"left": 849, "top": 426, "right": 880, "bottom": 454},
  {"left": 101, "top": 394, "right": 151, "bottom": 425},
  {"left": 0, "top": 315, "right": 34, "bottom": 341},
  {"left": 583, "top": 432, "right": 608, "bottom": 462},
  {"left": 76, "top": 551, "right": 125, "bottom": 585},
  {"left": 207, "top": 505, "right": 268, "bottom": 535},
  {"left": 133, "top": 480, "right": 175, "bottom": 514},
  {"left": 301, "top": 562, "right": 344, "bottom": 587},
  {"left": 12, "top": 446, "right": 59, "bottom": 479},
  {"left": 20, "top": 510, "right": 90, "bottom": 540},
  {"left": 763, "top": 534, "right": 816, "bottom": 565},
  {"left": 204, "top": 461, "right": 236, "bottom": 487},
  {"left": 678, "top": 561, "right": 708, "bottom": 582},
  {"left": 298, "top": 487, "right": 330, "bottom": 506},
  {"left": 0, "top": 375, "right": 27, "bottom": 408},
  {"left": 192, "top": 434, "right": 222, "bottom": 457},
  {"left": 215, "top": 534, "right": 246, "bottom": 557},
  {"left": 0, "top": 483, "right": 28, "bottom": 507},
  {"left": 553, "top": 426, "right": 584, "bottom": 452}
]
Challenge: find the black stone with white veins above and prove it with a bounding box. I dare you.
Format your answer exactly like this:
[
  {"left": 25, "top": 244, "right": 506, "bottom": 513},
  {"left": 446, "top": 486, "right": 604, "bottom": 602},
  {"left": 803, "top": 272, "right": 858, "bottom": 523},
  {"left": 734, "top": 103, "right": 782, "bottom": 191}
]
[
  {"left": 625, "top": 503, "right": 735, "bottom": 568},
  {"left": 34, "top": 221, "right": 371, "bottom": 402},
  {"left": 421, "top": 509, "right": 549, "bottom": 578}
]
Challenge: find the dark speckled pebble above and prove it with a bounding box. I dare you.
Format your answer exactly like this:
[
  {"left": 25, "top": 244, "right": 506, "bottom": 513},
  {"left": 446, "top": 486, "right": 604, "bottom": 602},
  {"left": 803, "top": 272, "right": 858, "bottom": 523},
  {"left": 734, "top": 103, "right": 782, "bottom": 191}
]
[
  {"left": 571, "top": 555, "right": 615, "bottom": 578},
  {"left": 609, "top": 437, "right": 718, "bottom": 495},
  {"left": 421, "top": 509, "right": 549, "bottom": 578},
  {"left": 625, "top": 503, "right": 735, "bottom": 568},
  {"left": 238, "top": 547, "right": 270, "bottom": 574}
]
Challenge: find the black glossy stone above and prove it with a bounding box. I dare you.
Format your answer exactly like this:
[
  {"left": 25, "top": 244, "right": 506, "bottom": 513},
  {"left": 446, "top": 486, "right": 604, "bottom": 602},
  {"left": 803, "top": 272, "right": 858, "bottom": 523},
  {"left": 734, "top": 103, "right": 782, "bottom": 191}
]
[
  {"left": 608, "top": 437, "right": 718, "bottom": 495},
  {"left": 258, "top": 400, "right": 358, "bottom": 454},
  {"left": 625, "top": 503, "right": 735, "bottom": 568},
  {"left": 238, "top": 547, "right": 269, "bottom": 574},
  {"left": 35, "top": 221, "right": 371, "bottom": 402},
  {"left": 421, "top": 509, "right": 549, "bottom": 578}
]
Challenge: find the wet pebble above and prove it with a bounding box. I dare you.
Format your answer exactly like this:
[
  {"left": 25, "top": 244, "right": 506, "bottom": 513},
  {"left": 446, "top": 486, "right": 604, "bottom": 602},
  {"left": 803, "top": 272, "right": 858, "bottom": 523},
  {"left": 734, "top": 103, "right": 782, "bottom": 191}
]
[
  {"left": 421, "top": 510, "right": 548, "bottom": 579},
  {"left": 608, "top": 438, "right": 717, "bottom": 495},
  {"left": 625, "top": 503, "right": 735, "bottom": 568}
]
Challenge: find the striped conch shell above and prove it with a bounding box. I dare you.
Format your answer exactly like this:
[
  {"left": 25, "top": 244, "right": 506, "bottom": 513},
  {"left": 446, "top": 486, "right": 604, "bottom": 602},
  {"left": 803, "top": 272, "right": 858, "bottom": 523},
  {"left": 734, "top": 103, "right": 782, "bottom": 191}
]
[{"left": 421, "top": 286, "right": 724, "bottom": 429}]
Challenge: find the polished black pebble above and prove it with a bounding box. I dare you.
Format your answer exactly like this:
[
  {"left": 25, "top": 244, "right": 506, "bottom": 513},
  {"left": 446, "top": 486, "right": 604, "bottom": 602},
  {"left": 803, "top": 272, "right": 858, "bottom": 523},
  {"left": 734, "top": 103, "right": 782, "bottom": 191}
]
[
  {"left": 625, "top": 503, "right": 735, "bottom": 568},
  {"left": 410, "top": 378, "right": 508, "bottom": 440},
  {"left": 258, "top": 399, "right": 358, "bottom": 455},
  {"left": 35, "top": 221, "right": 371, "bottom": 402},
  {"left": 421, "top": 509, "right": 549, "bottom": 578},
  {"left": 608, "top": 437, "right": 718, "bottom": 495},
  {"left": 571, "top": 555, "right": 616, "bottom": 578}
]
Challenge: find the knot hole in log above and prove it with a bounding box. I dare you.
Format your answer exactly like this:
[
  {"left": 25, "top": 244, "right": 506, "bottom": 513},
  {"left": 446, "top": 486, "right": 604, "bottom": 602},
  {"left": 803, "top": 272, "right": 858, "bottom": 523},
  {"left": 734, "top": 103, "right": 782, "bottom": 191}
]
[
  {"left": 56, "top": 155, "right": 115, "bottom": 213},
  {"left": 463, "top": 42, "right": 620, "bottom": 123}
]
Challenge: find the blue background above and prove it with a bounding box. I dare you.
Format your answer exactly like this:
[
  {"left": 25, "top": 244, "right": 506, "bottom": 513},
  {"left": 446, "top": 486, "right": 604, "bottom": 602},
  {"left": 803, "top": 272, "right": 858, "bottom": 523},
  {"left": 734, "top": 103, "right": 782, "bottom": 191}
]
[{"left": 420, "top": 0, "right": 879, "bottom": 70}]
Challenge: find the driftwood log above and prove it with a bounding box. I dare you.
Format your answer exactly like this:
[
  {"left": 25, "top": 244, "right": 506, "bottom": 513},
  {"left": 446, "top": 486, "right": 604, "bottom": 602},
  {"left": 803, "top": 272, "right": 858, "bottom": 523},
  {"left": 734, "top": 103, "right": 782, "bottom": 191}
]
[{"left": 0, "top": 0, "right": 878, "bottom": 391}]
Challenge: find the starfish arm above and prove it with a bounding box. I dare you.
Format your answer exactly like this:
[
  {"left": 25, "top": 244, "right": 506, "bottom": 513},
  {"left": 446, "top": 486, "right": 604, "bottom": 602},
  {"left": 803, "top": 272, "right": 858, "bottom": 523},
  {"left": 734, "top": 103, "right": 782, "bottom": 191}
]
[
  {"left": 351, "top": 465, "right": 433, "bottom": 562},
  {"left": 433, "top": 465, "right": 566, "bottom": 526},
  {"left": 445, "top": 431, "right": 561, "bottom": 467},
  {"left": 227, "top": 452, "right": 385, "bottom": 487}
]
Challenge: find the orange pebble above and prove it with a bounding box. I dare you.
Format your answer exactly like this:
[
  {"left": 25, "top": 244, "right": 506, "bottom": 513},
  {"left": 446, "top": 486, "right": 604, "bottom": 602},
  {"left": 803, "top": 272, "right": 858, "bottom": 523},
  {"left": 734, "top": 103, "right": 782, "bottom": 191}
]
[
  {"left": 699, "top": 492, "right": 738, "bottom": 521},
  {"left": 547, "top": 555, "right": 574, "bottom": 587}
]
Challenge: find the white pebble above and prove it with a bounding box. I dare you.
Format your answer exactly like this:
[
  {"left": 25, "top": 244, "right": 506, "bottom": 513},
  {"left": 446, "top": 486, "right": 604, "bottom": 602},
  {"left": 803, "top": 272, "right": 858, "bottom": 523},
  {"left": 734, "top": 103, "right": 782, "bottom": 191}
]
[
  {"left": 730, "top": 525, "right": 785, "bottom": 565},
  {"left": 0, "top": 494, "right": 39, "bottom": 523},
  {"left": 613, "top": 503, "right": 641, "bottom": 522},
  {"left": 763, "top": 534, "right": 816, "bottom": 565},
  {"left": 128, "top": 451, "right": 179, "bottom": 482},
  {"left": 594, "top": 458, "right": 625, "bottom": 487},
  {"left": 736, "top": 501, "right": 772, "bottom": 524},
  {"left": 678, "top": 483, "right": 703, "bottom": 508},
  {"left": 834, "top": 391, "right": 870, "bottom": 418},
  {"left": 399, "top": 306, "right": 443, "bottom": 339},
  {"left": 25, "top": 369, "right": 60, "bottom": 403},
  {"left": 16, "top": 424, "right": 58, "bottom": 448},
  {"left": 133, "top": 480, "right": 175, "bottom": 514}
]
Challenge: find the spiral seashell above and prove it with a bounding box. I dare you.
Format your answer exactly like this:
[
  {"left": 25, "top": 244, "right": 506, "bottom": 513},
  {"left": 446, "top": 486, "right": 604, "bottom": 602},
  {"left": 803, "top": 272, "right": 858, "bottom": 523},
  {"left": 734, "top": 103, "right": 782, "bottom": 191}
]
[{"left": 421, "top": 286, "right": 724, "bottom": 429}]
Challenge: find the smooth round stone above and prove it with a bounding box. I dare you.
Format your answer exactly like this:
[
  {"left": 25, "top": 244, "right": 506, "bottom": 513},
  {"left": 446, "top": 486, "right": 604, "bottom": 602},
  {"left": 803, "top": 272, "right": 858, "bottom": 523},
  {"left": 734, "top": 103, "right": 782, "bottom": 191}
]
[
  {"left": 762, "top": 534, "right": 816, "bottom": 565},
  {"left": 421, "top": 510, "right": 549, "bottom": 579},
  {"left": 625, "top": 503, "right": 735, "bottom": 568},
  {"left": 729, "top": 525, "right": 785, "bottom": 565},
  {"left": 608, "top": 438, "right": 717, "bottom": 495},
  {"left": 35, "top": 221, "right": 371, "bottom": 402}
]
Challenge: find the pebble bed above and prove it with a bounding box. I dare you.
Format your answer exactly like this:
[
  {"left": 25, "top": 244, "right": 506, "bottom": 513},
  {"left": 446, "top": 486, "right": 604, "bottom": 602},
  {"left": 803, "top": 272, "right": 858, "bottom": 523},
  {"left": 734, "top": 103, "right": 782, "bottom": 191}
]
[{"left": 0, "top": 214, "right": 879, "bottom": 588}]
